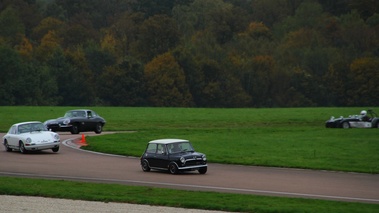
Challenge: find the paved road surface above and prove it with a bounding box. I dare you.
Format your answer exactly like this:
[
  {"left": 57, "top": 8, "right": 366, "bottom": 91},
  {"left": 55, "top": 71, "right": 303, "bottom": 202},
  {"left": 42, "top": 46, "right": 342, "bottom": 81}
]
[{"left": 1, "top": 132, "right": 379, "bottom": 204}]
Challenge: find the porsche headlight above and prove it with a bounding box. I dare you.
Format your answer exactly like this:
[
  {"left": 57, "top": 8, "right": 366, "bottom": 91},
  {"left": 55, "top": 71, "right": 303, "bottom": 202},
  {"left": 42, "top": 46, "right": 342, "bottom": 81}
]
[
  {"left": 26, "top": 137, "right": 32, "bottom": 143},
  {"left": 63, "top": 119, "right": 70, "bottom": 125},
  {"left": 180, "top": 157, "right": 186, "bottom": 164},
  {"left": 202, "top": 155, "right": 207, "bottom": 161},
  {"left": 54, "top": 134, "right": 60, "bottom": 140}
]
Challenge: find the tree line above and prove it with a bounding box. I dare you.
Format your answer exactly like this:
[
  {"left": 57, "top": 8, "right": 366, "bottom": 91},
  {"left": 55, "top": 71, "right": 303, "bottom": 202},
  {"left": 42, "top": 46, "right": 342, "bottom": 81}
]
[{"left": 0, "top": 0, "right": 378, "bottom": 107}]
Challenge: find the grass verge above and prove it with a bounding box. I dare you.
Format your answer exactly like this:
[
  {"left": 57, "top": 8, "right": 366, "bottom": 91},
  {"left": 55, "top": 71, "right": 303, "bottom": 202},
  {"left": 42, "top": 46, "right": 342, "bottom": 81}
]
[{"left": 0, "top": 177, "right": 378, "bottom": 213}]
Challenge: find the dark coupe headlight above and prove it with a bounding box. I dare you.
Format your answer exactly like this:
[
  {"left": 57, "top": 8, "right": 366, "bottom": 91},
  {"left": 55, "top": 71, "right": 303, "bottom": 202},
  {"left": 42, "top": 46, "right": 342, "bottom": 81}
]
[{"left": 63, "top": 118, "right": 70, "bottom": 125}]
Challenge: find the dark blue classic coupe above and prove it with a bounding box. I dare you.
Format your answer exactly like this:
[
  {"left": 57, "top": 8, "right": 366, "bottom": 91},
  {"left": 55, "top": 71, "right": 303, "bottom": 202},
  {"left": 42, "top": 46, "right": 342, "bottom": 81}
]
[{"left": 44, "top": 109, "right": 106, "bottom": 134}]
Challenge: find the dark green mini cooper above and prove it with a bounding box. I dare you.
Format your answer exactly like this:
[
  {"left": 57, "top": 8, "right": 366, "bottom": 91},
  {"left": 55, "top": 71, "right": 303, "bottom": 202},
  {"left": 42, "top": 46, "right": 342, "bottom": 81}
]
[{"left": 140, "top": 139, "right": 207, "bottom": 174}]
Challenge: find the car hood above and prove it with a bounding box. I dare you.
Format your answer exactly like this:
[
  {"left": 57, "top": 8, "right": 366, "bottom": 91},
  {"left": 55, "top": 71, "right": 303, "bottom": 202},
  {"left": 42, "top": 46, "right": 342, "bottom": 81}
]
[
  {"left": 20, "top": 131, "right": 59, "bottom": 143},
  {"left": 171, "top": 151, "right": 205, "bottom": 159},
  {"left": 44, "top": 117, "right": 68, "bottom": 124}
]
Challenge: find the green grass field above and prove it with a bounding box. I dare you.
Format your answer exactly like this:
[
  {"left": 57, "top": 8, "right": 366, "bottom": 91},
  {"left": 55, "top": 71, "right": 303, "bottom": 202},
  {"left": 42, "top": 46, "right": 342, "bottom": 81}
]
[
  {"left": 0, "top": 106, "right": 378, "bottom": 212},
  {"left": 1, "top": 106, "right": 378, "bottom": 173}
]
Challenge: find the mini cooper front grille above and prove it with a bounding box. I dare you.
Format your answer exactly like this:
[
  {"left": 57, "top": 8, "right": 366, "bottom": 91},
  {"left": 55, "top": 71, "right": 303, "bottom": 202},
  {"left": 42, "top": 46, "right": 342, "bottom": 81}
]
[{"left": 185, "top": 159, "right": 205, "bottom": 166}]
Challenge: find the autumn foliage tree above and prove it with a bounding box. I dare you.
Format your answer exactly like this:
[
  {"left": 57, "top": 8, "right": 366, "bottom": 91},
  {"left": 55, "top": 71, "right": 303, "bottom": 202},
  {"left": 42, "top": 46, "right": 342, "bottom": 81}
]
[
  {"left": 348, "top": 57, "right": 379, "bottom": 106},
  {"left": 0, "top": 0, "right": 378, "bottom": 107},
  {"left": 144, "top": 52, "right": 193, "bottom": 107}
]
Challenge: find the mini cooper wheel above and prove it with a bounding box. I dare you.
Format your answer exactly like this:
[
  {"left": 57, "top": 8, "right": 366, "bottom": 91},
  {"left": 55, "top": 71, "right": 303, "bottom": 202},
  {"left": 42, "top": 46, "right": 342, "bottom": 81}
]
[
  {"left": 19, "top": 142, "right": 27, "bottom": 154},
  {"left": 94, "top": 123, "right": 102, "bottom": 134},
  {"left": 342, "top": 122, "right": 350, "bottom": 129},
  {"left": 169, "top": 163, "right": 178, "bottom": 174},
  {"left": 141, "top": 160, "right": 151, "bottom": 172},
  {"left": 3, "top": 140, "right": 12, "bottom": 152},
  {"left": 198, "top": 167, "right": 207, "bottom": 174}
]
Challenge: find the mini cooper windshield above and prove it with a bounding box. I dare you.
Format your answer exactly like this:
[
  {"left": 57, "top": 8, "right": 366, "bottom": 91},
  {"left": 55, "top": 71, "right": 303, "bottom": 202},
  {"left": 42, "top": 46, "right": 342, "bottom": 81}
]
[{"left": 167, "top": 142, "right": 194, "bottom": 153}]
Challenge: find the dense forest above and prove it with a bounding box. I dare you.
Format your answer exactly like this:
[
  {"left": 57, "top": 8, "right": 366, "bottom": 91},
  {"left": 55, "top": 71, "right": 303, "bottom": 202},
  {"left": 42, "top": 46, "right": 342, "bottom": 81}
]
[{"left": 0, "top": 0, "right": 378, "bottom": 107}]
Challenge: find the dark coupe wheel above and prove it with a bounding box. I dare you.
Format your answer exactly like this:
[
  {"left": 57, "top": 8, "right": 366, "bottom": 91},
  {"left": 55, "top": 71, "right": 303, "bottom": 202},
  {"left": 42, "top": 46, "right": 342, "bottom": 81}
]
[
  {"left": 19, "top": 142, "right": 27, "bottom": 154},
  {"left": 141, "top": 160, "right": 151, "bottom": 172},
  {"left": 198, "top": 167, "right": 207, "bottom": 174},
  {"left": 4, "top": 140, "right": 12, "bottom": 152},
  {"left": 342, "top": 122, "right": 350, "bottom": 129},
  {"left": 70, "top": 124, "right": 79, "bottom": 134},
  {"left": 94, "top": 123, "right": 102, "bottom": 134},
  {"left": 169, "top": 163, "right": 178, "bottom": 174}
]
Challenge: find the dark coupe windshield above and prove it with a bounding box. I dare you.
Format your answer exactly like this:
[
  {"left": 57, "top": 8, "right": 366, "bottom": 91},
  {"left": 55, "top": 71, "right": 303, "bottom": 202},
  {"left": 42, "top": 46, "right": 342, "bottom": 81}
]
[{"left": 64, "top": 111, "right": 86, "bottom": 118}]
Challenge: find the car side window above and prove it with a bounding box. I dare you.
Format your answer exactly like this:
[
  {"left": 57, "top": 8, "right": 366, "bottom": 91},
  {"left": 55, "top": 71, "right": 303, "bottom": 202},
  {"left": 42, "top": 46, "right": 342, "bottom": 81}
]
[
  {"left": 9, "top": 126, "right": 17, "bottom": 134},
  {"left": 146, "top": 143, "right": 157, "bottom": 154},
  {"left": 157, "top": 144, "right": 166, "bottom": 154}
]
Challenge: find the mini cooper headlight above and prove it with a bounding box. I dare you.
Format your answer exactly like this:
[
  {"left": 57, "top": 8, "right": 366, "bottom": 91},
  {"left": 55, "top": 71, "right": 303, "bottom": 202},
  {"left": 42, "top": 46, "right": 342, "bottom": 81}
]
[
  {"left": 202, "top": 155, "right": 207, "bottom": 161},
  {"left": 26, "top": 137, "right": 32, "bottom": 143},
  {"left": 180, "top": 157, "right": 186, "bottom": 164},
  {"left": 63, "top": 119, "right": 70, "bottom": 125}
]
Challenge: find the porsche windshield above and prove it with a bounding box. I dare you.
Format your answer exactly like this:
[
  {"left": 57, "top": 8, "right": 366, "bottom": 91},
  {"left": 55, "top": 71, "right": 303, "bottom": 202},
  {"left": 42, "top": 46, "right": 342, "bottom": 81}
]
[{"left": 18, "top": 123, "right": 47, "bottom": 133}]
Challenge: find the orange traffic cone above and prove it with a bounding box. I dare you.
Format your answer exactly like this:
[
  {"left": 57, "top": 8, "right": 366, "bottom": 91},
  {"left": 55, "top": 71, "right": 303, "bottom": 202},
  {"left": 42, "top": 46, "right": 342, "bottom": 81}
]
[{"left": 80, "top": 134, "right": 87, "bottom": 146}]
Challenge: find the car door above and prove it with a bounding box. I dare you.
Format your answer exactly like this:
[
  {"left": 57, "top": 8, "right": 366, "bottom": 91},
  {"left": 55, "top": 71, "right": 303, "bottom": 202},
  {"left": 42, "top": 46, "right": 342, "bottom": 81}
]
[
  {"left": 154, "top": 144, "right": 170, "bottom": 169},
  {"left": 145, "top": 143, "right": 159, "bottom": 168},
  {"left": 6, "top": 125, "right": 19, "bottom": 146},
  {"left": 84, "top": 110, "right": 97, "bottom": 131}
]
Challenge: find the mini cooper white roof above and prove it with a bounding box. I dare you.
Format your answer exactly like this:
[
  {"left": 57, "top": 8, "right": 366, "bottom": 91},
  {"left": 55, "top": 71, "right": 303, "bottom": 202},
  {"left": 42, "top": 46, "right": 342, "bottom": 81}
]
[{"left": 148, "top": 139, "right": 189, "bottom": 144}]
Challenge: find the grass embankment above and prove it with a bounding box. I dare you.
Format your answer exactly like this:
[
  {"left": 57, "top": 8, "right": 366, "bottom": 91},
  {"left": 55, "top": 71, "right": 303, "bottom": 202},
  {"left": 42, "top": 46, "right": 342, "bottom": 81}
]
[{"left": 0, "top": 106, "right": 378, "bottom": 212}]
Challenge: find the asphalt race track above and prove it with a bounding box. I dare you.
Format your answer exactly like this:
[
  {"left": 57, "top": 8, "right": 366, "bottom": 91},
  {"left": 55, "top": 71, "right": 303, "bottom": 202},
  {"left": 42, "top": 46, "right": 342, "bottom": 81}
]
[{"left": 1, "top": 132, "right": 379, "bottom": 204}]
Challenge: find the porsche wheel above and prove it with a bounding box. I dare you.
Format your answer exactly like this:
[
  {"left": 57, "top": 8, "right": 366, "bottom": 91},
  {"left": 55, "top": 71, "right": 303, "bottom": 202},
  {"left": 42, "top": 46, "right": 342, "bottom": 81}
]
[
  {"left": 4, "top": 140, "right": 12, "bottom": 152},
  {"left": 169, "top": 163, "right": 178, "bottom": 174},
  {"left": 19, "top": 142, "right": 27, "bottom": 154},
  {"left": 141, "top": 160, "right": 150, "bottom": 172},
  {"left": 94, "top": 123, "right": 102, "bottom": 134},
  {"left": 342, "top": 122, "right": 350, "bottom": 129}
]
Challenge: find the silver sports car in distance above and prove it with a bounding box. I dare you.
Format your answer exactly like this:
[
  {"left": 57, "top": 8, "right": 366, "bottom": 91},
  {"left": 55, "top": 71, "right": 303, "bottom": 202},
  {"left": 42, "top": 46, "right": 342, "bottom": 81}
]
[
  {"left": 325, "top": 109, "right": 379, "bottom": 128},
  {"left": 3, "top": 121, "right": 60, "bottom": 154}
]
